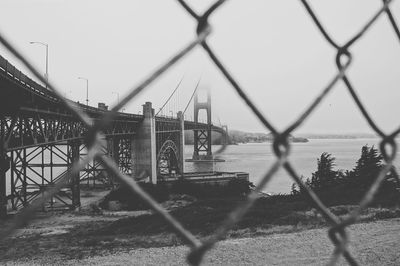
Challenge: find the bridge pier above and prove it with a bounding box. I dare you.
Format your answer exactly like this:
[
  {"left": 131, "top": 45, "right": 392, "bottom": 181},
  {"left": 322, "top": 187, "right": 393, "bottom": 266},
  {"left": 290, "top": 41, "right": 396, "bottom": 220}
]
[
  {"left": 132, "top": 102, "right": 157, "bottom": 184},
  {"left": 106, "top": 137, "right": 120, "bottom": 187},
  {"left": 69, "top": 141, "right": 80, "bottom": 208},
  {"left": 177, "top": 111, "right": 185, "bottom": 174},
  {"left": 0, "top": 146, "right": 9, "bottom": 218}
]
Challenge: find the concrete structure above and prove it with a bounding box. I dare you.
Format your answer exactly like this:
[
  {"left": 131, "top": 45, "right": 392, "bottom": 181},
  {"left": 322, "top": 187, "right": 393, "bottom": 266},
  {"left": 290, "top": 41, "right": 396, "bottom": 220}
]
[
  {"left": 177, "top": 111, "right": 185, "bottom": 175},
  {"left": 132, "top": 102, "right": 157, "bottom": 184},
  {"left": 97, "top": 102, "right": 108, "bottom": 110}
]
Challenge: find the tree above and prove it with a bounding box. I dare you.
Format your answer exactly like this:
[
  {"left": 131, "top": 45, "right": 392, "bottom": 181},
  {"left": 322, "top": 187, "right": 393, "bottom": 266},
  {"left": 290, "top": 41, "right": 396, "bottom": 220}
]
[
  {"left": 291, "top": 182, "right": 299, "bottom": 195},
  {"left": 348, "top": 145, "right": 383, "bottom": 188},
  {"left": 309, "top": 152, "right": 338, "bottom": 191}
]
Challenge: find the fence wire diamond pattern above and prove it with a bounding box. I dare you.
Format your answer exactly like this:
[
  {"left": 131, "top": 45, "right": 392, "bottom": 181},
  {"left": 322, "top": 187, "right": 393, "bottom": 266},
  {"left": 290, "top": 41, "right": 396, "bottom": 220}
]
[{"left": 1, "top": 1, "right": 400, "bottom": 265}]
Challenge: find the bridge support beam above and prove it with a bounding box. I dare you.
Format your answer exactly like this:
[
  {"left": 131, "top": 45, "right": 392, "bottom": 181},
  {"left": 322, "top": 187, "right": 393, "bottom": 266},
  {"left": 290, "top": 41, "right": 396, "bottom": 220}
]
[
  {"left": 0, "top": 147, "right": 9, "bottom": 218},
  {"left": 177, "top": 111, "right": 185, "bottom": 174},
  {"left": 193, "top": 89, "right": 213, "bottom": 160},
  {"left": 106, "top": 137, "right": 120, "bottom": 187},
  {"left": 133, "top": 102, "right": 157, "bottom": 184},
  {"left": 70, "top": 141, "right": 80, "bottom": 208}
]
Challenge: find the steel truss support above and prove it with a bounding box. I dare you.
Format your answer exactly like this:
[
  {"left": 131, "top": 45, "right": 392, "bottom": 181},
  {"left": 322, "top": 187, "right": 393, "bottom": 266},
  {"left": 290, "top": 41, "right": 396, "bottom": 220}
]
[
  {"left": 118, "top": 138, "right": 132, "bottom": 176},
  {"left": 155, "top": 116, "right": 183, "bottom": 177},
  {"left": 193, "top": 88, "right": 212, "bottom": 160},
  {"left": 106, "top": 137, "right": 118, "bottom": 187},
  {"left": 6, "top": 143, "right": 76, "bottom": 212},
  {"left": 69, "top": 140, "right": 80, "bottom": 208},
  {"left": 1, "top": 112, "right": 137, "bottom": 152},
  {"left": 0, "top": 146, "right": 10, "bottom": 218},
  {"left": 79, "top": 143, "right": 108, "bottom": 188},
  {"left": 105, "top": 136, "right": 132, "bottom": 187}
]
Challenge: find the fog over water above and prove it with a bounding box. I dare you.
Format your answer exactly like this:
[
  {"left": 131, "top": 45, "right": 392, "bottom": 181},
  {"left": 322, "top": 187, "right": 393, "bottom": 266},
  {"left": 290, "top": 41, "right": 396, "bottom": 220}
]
[{"left": 184, "top": 138, "right": 400, "bottom": 194}]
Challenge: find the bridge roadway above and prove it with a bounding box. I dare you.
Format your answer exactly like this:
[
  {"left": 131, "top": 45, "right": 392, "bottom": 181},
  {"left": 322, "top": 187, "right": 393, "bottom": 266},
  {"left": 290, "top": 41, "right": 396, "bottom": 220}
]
[{"left": 0, "top": 54, "right": 223, "bottom": 151}]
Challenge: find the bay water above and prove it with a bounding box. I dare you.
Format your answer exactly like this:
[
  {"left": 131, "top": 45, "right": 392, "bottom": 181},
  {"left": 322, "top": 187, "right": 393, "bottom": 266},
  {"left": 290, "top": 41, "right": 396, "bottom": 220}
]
[{"left": 184, "top": 138, "right": 400, "bottom": 194}]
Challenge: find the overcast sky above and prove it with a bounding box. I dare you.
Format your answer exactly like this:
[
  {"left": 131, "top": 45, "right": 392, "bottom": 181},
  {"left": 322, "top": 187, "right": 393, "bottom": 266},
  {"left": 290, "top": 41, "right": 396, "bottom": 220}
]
[{"left": 1, "top": 0, "right": 400, "bottom": 134}]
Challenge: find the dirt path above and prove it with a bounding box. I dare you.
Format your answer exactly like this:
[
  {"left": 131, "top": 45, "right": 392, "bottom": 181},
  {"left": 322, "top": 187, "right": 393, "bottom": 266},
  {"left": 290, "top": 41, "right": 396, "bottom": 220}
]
[{"left": 8, "top": 218, "right": 400, "bottom": 265}]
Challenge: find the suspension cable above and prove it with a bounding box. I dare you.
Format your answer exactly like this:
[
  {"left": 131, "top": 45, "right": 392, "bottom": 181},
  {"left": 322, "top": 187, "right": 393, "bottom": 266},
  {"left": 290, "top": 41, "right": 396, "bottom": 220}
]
[
  {"left": 156, "top": 75, "right": 185, "bottom": 116},
  {"left": 183, "top": 75, "right": 202, "bottom": 115}
]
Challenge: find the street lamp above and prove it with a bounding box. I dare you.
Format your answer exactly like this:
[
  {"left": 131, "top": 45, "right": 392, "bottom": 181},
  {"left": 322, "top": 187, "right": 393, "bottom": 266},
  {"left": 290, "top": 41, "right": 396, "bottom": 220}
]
[
  {"left": 112, "top": 91, "right": 120, "bottom": 105},
  {"left": 30, "top": 41, "right": 48, "bottom": 89},
  {"left": 78, "top": 77, "right": 89, "bottom": 106}
]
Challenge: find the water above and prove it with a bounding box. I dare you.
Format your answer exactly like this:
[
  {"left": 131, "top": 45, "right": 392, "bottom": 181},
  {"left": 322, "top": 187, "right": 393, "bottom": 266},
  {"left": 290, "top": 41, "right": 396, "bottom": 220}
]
[
  {"left": 184, "top": 138, "right": 400, "bottom": 194},
  {"left": 7, "top": 139, "right": 399, "bottom": 196}
]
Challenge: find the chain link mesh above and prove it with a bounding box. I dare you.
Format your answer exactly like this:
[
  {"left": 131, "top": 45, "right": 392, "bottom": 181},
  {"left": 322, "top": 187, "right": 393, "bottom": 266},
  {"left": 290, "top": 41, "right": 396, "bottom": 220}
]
[{"left": 1, "top": 0, "right": 400, "bottom": 265}]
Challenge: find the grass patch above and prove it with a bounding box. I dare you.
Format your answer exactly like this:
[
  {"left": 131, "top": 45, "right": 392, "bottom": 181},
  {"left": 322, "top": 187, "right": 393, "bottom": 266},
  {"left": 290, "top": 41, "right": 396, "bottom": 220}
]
[{"left": 2, "top": 191, "right": 400, "bottom": 262}]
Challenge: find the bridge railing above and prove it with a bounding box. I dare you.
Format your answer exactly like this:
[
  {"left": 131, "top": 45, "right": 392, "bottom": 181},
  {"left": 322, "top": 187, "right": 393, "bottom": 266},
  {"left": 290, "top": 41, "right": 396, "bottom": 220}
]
[
  {"left": 0, "top": 53, "right": 145, "bottom": 120},
  {"left": 0, "top": 54, "right": 58, "bottom": 102},
  {"left": 1, "top": 1, "right": 400, "bottom": 266}
]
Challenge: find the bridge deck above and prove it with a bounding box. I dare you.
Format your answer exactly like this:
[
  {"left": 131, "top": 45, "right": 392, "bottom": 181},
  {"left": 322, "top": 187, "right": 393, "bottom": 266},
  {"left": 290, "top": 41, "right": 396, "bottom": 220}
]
[{"left": 0, "top": 54, "right": 222, "bottom": 151}]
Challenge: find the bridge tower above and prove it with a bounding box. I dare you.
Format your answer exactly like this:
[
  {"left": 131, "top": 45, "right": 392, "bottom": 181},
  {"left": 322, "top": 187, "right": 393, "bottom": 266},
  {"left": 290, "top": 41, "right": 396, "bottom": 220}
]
[
  {"left": 221, "top": 125, "right": 230, "bottom": 146},
  {"left": 132, "top": 102, "right": 157, "bottom": 184},
  {"left": 192, "top": 88, "right": 213, "bottom": 161}
]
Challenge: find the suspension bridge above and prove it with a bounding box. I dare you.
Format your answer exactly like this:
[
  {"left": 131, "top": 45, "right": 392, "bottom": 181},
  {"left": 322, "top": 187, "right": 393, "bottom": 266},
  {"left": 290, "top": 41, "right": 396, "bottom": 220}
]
[{"left": 0, "top": 54, "right": 230, "bottom": 216}]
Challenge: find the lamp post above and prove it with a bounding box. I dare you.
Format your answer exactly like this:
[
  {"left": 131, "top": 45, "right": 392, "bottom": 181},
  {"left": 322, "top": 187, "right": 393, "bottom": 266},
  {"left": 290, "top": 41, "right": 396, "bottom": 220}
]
[
  {"left": 78, "top": 77, "right": 89, "bottom": 106},
  {"left": 30, "top": 41, "right": 48, "bottom": 89}
]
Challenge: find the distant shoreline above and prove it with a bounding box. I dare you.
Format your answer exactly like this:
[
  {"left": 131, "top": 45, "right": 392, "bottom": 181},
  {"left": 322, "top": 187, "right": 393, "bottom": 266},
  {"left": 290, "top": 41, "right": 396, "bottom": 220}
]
[
  {"left": 224, "top": 137, "right": 381, "bottom": 145},
  {"left": 296, "top": 134, "right": 379, "bottom": 139}
]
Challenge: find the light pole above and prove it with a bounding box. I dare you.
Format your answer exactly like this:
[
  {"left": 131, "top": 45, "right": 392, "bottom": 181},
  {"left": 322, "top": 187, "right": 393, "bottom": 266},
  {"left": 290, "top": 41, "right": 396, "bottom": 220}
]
[
  {"left": 30, "top": 41, "right": 48, "bottom": 89},
  {"left": 78, "top": 77, "right": 89, "bottom": 106}
]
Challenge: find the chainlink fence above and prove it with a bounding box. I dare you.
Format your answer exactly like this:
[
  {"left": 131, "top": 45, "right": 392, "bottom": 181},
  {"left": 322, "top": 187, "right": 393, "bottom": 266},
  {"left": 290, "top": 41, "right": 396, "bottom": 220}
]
[{"left": 1, "top": 0, "right": 400, "bottom": 265}]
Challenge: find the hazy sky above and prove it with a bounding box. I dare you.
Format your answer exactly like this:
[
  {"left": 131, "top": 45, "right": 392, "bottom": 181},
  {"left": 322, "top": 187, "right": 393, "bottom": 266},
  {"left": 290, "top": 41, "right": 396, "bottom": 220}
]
[{"left": 1, "top": 0, "right": 400, "bottom": 134}]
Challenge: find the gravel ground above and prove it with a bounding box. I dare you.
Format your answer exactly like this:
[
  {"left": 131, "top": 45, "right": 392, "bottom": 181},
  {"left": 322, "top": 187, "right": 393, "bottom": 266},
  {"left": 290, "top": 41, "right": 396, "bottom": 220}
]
[{"left": 8, "top": 218, "right": 400, "bottom": 266}]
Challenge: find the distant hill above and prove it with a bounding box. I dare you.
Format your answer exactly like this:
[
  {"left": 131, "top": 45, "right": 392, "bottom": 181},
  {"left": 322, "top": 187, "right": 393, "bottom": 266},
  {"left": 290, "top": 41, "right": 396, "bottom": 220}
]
[
  {"left": 229, "top": 130, "right": 308, "bottom": 144},
  {"left": 184, "top": 130, "right": 308, "bottom": 145},
  {"left": 296, "top": 133, "right": 378, "bottom": 139}
]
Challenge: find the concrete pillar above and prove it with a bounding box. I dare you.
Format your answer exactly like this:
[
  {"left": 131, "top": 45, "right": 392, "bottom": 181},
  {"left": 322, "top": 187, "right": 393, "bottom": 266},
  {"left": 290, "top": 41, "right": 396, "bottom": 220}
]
[
  {"left": 177, "top": 111, "right": 185, "bottom": 175},
  {"left": 132, "top": 102, "right": 157, "bottom": 184}
]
